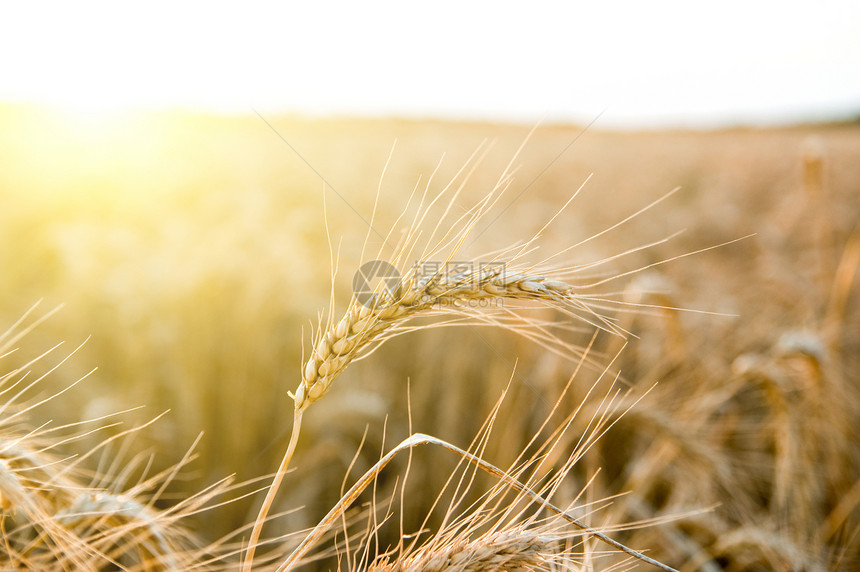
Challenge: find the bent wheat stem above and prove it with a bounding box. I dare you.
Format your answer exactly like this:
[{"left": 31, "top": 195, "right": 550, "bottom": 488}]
[{"left": 279, "top": 433, "right": 678, "bottom": 572}]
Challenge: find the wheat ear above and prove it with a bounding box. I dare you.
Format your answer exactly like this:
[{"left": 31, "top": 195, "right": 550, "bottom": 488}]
[
  {"left": 294, "top": 267, "right": 584, "bottom": 411},
  {"left": 367, "top": 529, "right": 562, "bottom": 572}
]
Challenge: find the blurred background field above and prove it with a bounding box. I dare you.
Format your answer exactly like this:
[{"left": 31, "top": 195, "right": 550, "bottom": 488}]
[{"left": 1, "top": 103, "right": 859, "bottom": 569}]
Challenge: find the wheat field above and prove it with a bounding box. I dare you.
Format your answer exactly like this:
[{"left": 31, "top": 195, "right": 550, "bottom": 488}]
[{"left": 0, "top": 103, "right": 858, "bottom": 570}]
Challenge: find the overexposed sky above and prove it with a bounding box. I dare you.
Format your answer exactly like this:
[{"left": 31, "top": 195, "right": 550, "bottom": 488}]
[{"left": 2, "top": 1, "right": 858, "bottom": 127}]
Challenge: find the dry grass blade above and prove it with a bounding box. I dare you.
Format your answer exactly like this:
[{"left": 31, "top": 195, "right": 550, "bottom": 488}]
[{"left": 0, "top": 308, "right": 253, "bottom": 571}]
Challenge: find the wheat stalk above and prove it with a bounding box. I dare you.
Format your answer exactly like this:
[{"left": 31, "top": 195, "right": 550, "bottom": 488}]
[{"left": 243, "top": 265, "right": 603, "bottom": 570}]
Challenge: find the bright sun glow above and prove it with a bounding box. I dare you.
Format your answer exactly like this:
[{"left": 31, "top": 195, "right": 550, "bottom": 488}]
[
  {"left": 1, "top": 1, "right": 859, "bottom": 127},
  {"left": 52, "top": 106, "right": 134, "bottom": 142}
]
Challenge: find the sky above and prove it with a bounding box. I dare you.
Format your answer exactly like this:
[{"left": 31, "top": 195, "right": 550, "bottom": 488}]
[{"left": 2, "top": 1, "right": 859, "bottom": 128}]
